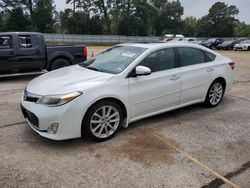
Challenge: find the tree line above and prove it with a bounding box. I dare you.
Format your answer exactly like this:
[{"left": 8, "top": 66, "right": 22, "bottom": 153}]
[{"left": 0, "top": 0, "right": 250, "bottom": 37}]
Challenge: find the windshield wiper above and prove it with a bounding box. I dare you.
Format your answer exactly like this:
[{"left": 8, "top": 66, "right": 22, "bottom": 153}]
[{"left": 86, "top": 67, "right": 101, "bottom": 72}]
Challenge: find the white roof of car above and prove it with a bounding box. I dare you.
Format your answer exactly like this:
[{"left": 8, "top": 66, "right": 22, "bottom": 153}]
[
  {"left": 118, "top": 42, "right": 220, "bottom": 57},
  {"left": 119, "top": 42, "right": 203, "bottom": 49}
]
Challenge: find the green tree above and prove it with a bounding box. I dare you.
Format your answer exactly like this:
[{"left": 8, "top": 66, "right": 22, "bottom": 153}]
[
  {"left": 32, "top": 0, "right": 56, "bottom": 33},
  {"left": 59, "top": 8, "right": 89, "bottom": 34},
  {"left": 150, "top": 0, "right": 167, "bottom": 9},
  {"left": 156, "top": 0, "right": 184, "bottom": 35},
  {"left": 197, "top": 2, "right": 239, "bottom": 37},
  {"left": 183, "top": 16, "right": 197, "bottom": 37},
  {"left": 87, "top": 15, "right": 103, "bottom": 34},
  {"left": 4, "top": 7, "right": 31, "bottom": 31},
  {"left": 234, "top": 22, "right": 250, "bottom": 37},
  {"left": 66, "top": 0, "right": 76, "bottom": 14},
  {"left": 92, "top": 0, "right": 112, "bottom": 34}
]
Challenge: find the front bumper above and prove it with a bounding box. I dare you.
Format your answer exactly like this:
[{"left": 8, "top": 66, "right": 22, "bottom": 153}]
[
  {"left": 234, "top": 46, "right": 248, "bottom": 51},
  {"left": 20, "top": 99, "right": 85, "bottom": 140}
]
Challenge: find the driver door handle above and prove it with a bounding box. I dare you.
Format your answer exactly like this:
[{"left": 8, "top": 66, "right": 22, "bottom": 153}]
[{"left": 170, "top": 75, "right": 180, "bottom": 81}]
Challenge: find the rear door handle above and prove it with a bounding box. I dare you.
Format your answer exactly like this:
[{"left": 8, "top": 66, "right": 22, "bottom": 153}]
[
  {"left": 170, "top": 75, "right": 180, "bottom": 81},
  {"left": 207, "top": 67, "right": 214, "bottom": 72}
]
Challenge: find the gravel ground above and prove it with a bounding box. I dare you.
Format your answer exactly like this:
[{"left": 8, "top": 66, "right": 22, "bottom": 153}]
[{"left": 0, "top": 49, "right": 249, "bottom": 188}]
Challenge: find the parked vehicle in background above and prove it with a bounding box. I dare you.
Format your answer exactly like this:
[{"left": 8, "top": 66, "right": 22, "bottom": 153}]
[
  {"left": 182, "top": 38, "right": 197, "bottom": 42},
  {"left": 171, "top": 38, "right": 184, "bottom": 42},
  {"left": 175, "top": 34, "right": 185, "bottom": 39},
  {"left": 21, "top": 42, "right": 235, "bottom": 141},
  {"left": 201, "top": 38, "right": 224, "bottom": 49},
  {"left": 216, "top": 40, "right": 241, "bottom": 50},
  {"left": 181, "top": 38, "right": 203, "bottom": 45},
  {"left": 163, "top": 34, "right": 184, "bottom": 42},
  {"left": 234, "top": 39, "right": 250, "bottom": 51},
  {"left": 162, "top": 34, "right": 174, "bottom": 42},
  {"left": 0, "top": 32, "right": 87, "bottom": 75}
]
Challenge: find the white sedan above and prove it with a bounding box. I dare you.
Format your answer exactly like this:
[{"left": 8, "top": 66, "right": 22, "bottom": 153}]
[{"left": 21, "top": 43, "right": 235, "bottom": 141}]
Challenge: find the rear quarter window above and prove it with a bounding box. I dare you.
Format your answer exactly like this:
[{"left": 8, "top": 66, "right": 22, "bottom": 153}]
[{"left": 204, "top": 51, "right": 216, "bottom": 62}]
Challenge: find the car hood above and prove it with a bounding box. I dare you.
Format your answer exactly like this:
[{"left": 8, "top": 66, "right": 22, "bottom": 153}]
[{"left": 26, "top": 65, "right": 114, "bottom": 95}]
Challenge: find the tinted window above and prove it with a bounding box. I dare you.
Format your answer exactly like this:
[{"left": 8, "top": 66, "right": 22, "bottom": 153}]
[
  {"left": 0, "top": 36, "right": 11, "bottom": 49},
  {"left": 139, "top": 48, "right": 176, "bottom": 72},
  {"left": 18, "top": 36, "right": 32, "bottom": 48},
  {"left": 204, "top": 51, "right": 216, "bottom": 62},
  {"left": 178, "top": 47, "right": 205, "bottom": 66}
]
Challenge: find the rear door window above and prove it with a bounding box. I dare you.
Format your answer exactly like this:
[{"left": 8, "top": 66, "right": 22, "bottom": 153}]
[
  {"left": 204, "top": 51, "right": 216, "bottom": 62},
  {"left": 0, "top": 36, "right": 12, "bottom": 49},
  {"left": 178, "top": 47, "right": 206, "bottom": 67}
]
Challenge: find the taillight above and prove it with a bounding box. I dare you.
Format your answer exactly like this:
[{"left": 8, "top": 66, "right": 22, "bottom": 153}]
[
  {"left": 229, "top": 62, "right": 235, "bottom": 70},
  {"left": 83, "top": 47, "right": 87, "bottom": 58}
]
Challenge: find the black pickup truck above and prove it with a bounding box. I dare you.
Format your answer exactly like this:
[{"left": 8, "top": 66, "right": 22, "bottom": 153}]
[{"left": 0, "top": 32, "right": 87, "bottom": 74}]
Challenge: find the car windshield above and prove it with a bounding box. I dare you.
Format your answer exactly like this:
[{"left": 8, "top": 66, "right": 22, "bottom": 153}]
[
  {"left": 81, "top": 46, "right": 147, "bottom": 74},
  {"left": 241, "top": 40, "right": 250, "bottom": 44}
]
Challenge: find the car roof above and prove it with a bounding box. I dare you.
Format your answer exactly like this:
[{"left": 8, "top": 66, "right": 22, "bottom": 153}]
[
  {"left": 118, "top": 42, "right": 220, "bottom": 57},
  {"left": 119, "top": 42, "right": 208, "bottom": 50}
]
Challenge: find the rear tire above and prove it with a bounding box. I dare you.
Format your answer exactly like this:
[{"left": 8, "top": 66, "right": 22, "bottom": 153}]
[
  {"left": 203, "top": 80, "right": 225, "bottom": 108},
  {"left": 50, "top": 58, "right": 70, "bottom": 71},
  {"left": 82, "top": 100, "right": 124, "bottom": 142}
]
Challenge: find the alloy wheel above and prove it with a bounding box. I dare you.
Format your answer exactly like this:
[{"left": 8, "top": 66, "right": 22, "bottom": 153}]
[
  {"left": 90, "top": 105, "right": 120, "bottom": 139},
  {"left": 209, "top": 83, "right": 223, "bottom": 105}
]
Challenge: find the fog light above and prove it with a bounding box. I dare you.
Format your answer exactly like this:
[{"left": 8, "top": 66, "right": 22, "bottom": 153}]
[{"left": 47, "top": 123, "right": 59, "bottom": 134}]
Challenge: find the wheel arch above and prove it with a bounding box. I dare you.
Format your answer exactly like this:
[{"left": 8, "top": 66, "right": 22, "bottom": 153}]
[
  {"left": 81, "top": 97, "right": 128, "bottom": 136},
  {"left": 47, "top": 51, "right": 74, "bottom": 70},
  {"left": 50, "top": 55, "right": 72, "bottom": 65},
  {"left": 213, "top": 77, "right": 226, "bottom": 89}
]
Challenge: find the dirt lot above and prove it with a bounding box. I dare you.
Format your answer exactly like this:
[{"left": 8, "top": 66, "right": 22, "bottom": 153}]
[{"left": 0, "top": 49, "right": 250, "bottom": 188}]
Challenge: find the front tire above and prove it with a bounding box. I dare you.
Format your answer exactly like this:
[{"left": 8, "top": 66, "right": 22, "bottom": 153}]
[
  {"left": 82, "top": 100, "right": 124, "bottom": 142},
  {"left": 204, "top": 80, "right": 225, "bottom": 108}
]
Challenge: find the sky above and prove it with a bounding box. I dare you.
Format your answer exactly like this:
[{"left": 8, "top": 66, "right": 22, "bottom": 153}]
[{"left": 54, "top": 0, "right": 250, "bottom": 24}]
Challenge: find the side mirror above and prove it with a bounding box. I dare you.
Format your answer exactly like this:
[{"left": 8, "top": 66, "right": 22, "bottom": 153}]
[{"left": 134, "top": 65, "right": 151, "bottom": 76}]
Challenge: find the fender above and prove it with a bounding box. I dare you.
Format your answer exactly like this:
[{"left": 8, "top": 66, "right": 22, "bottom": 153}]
[{"left": 47, "top": 51, "right": 74, "bottom": 69}]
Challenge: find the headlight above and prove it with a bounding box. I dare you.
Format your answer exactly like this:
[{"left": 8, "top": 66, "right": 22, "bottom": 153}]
[{"left": 37, "top": 91, "right": 82, "bottom": 107}]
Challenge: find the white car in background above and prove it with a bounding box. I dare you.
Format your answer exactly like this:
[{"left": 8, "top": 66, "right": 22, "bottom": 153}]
[
  {"left": 182, "top": 38, "right": 203, "bottom": 45},
  {"left": 21, "top": 43, "right": 235, "bottom": 141},
  {"left": 169, "top": 38, "right": 203, "bottom": 45},
  {"left": 234, "top": 39, "right": 250, "bottom": 51},
  {"left": 182, "top": 38, "right": 197, "bottom": 42}
]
